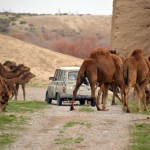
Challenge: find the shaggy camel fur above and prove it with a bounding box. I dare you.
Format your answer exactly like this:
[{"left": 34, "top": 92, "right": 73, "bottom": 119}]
[
  {"left": 0, "top": 72, "right": 35, "bottom": 111},
  {"left": 15, "top": 72, "right": 35, "bottom": 100},
  {"left": 3, "top": 61, "right": 34, "bottom": 100},
  {"left": 123, "top": 49, "right": 150, "bottom": 113},
  {"left": 70, "top": 48, "right": 124, "bottom": 111},
  {"left": 0, "top": 76, "right": 9, "bottom": 111},
  {"left": 0, "top": 63, "right": 30, "bottom": 79},
  {"left": 97, "top": 50, "right": 122, "bottom": 105}
]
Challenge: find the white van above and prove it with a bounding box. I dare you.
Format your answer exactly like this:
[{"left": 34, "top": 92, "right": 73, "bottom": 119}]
[{"left": 45, "top": 66, "right": 95, "bottom": 106}]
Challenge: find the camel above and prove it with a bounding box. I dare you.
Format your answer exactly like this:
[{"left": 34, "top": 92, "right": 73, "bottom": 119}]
[
  {"left": 97, "top": 50, "right": 123, "bottom": 105},
  {"left": 3, "top": 61, "right": 16, "bottom": 70},
  {"left": 0, "top": 72, "right": 35, "bottom": 111},
  {"left": 123, "top": 49, "right": 150, "bottom": 113},
  {"left": 15, "top": 72, "right": 35, "bottom": 100},
  {"left": 3, "top": 61, "right": 34, "bottom": 100},
  {"left": 0, "top": 76, "right": 9, "bottom": 111},
  {"left": 0, "top": 63, "right": 30, "bottom": 79},
  {"left": 70, "top": 48, "right": 124, "bottom": 111}
]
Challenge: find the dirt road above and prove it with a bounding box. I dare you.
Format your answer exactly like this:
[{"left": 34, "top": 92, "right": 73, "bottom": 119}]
[{"left": 4, "top": 87, "right": 147, "bottom": 150}]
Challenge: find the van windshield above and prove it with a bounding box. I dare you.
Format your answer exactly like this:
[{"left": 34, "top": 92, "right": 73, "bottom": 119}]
[{"left": 68, "top": 71, "right": 78, "bottom": 80}]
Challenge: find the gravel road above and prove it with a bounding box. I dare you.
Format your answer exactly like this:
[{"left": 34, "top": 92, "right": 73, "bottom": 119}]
[{"left": 4, "top": 87, "right": 149, "bottom": 150}]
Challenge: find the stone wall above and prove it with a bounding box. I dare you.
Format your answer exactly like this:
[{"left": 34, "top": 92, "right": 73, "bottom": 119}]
[{"left": 111, "top": 0, "right": 150, "bottom": 57}]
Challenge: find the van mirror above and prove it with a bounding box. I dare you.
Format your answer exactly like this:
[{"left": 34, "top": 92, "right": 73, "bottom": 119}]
[{"left": 49, "top": 77, "right": 54, "bottom": 80}]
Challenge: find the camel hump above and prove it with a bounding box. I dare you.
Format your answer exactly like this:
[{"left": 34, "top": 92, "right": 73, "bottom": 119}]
[
  {"left": 131, "top": 49, "right": 143, "bottom": 59},
  {"left": 111, "top": 54, "right": 122, "bottom": 71},
  {"left": 90, "top": 48, "right": 110, "bottom": 58}
]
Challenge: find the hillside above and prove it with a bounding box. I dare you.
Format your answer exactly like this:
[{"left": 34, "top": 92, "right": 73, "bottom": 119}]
[
  {"left": 0, "top": 34, "right": 83, "bottom": 86},
  {"left": 0, "top": 13, "right": 111, "bottom": 58}
]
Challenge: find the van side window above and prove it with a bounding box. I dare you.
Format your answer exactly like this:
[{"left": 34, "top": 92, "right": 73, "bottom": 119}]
[{"left": 68, "top": 71, "right": 78, "bottom": 80}]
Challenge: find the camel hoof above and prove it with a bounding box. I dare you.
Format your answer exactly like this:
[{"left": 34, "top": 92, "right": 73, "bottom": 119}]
[
  {"left": 127, "top": 109, "right": 130, "bottom": 113},
  {"left": 137, "top": 108, "right": 142, "bottom": 113},
  {"left": 102, "top": 108, "right": 109, "bottom": 111},
  {"left": 70, "top": 106, "right": 75, "bottom": 111},
  {"left": 144, "top": 108, "right": 148, "bottom": 111}
]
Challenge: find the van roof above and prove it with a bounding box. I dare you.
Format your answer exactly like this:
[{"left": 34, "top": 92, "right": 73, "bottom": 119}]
[{"left": 59, "top": 66, "right": 80, "bottom": 71}]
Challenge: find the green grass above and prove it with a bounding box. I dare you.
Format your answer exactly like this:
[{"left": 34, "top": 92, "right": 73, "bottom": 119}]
[
  {"left": 0, "top": 133, "right": 17, "bottom": 148},
  {"left": 55, "top": 136, "right": 83, "bottom": 145},
  {"left": 0, "top": 100, "right": 49, "bottom": 148},
  {"left": 78, "top": 106, "right": 94, "bottom": 112},
  {"left": 128, "top": 100, "right": 150, "bottom": 115},
  {"left": 55, "top": 121, "right": 92, "bottom": 146},
  {"left": 63, "top": 121, "right": 92, "bottom": 128},
  {"left": 6, "top": 100, "right": 48, "bottom": 112},
  {"left": 129, "top": 123, "right": 150, "bottom": 150}
]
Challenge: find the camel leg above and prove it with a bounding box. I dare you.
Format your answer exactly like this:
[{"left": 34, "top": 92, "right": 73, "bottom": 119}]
[
  {"left": 15, "top": 84, "right": 19, "bottom": 100},
  {"left": 123, "top": 86, "right": 131, "bottom": 113},
  {"left": 22, "top": 84, "right": 26, "bottom": 100},
  {"left": 135, "top": 86, "right": 143, "bottom": 112},
  {"left": 97, "top": 88, "right": 102, "bottom": 105},
  {"left": 138, "top": 80, "right": 149, "bottom": 111},
  {"left": 91, "top": 84, "right": 101, "bottom": 111},
  {"left": 70, "top": 80, "right": 82, "bottom": 111},
  {"left": 102, "top": 84, "right": 109, "bottom": 111},
  {"left": 115, "top": 92, "right": 122, "bottom": 101}
]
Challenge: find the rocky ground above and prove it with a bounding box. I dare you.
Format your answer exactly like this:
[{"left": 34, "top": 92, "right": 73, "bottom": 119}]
[{"left": 4, "top": 87, "right": 150, "bottom": 150}]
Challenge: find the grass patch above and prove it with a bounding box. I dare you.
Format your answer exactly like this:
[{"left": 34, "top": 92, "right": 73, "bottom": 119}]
[
  {"left": 129, "top": 123, "right": 150, "bottom": 150},
  {"left": 0, "top": 100, "right": 49, "bottom": 148},
  {"left": 6, "top": 100, "right": 48, "bottom": 112},
  {"left": 55, "top": 136, "right": 83, "bottom": 145},
  {"left": 0, "top": 133, "right": 17, "bottom": 148},
  {"left": 63, "top": 121, "right": 92, "bottom": 128},
  {"left": 78, "top": 106, "right": 94, "bottom": 112},
  {"left": 55, "top": 121, "right": 92, "bottom": 146},
  {"left": 128, "top": 100, "right": 150, "bottom": 115}
]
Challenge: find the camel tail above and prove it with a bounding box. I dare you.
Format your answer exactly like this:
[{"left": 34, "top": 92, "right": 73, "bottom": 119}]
[
  {"left": 77, "top": 60, "right": 89, "bottom": 85},
  {"left": 123, "top": 63, "right": 129, "bottom": 85}
]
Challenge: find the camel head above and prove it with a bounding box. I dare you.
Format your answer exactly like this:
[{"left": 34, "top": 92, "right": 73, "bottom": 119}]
[{"left": 19, "top": 71, "right": 35, "bottom": 83}]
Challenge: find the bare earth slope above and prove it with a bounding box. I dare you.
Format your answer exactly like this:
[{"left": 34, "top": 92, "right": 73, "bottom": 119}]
[{"left": 0, "top": 34, "right": 83, "bottom": 86}]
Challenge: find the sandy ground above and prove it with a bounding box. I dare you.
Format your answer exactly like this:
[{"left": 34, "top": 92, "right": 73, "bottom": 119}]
[{"left": 3, "top": 87, "right": 150, "bottom": 150}]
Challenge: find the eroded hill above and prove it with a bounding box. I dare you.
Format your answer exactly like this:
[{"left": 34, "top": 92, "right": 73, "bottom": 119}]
[
  {"left": 0, "top": 13, "right": 111, "bottom": 58},
  {"left": 0, "top": 34, "right": 83, "bottom": 86}
]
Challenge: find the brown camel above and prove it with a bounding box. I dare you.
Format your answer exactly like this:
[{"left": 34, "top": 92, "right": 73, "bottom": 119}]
[
  {"left": 97, "top": 50, "right": 123, "bottom": 105},
  {"left": 0, "top": 72, "right": 35, "bottom": 111},
  {"left": 3, "top": 61, "right": 34, "bottom": 100},
  {"left": 15, "top": 72, "right": 35, "bottom": 100},
  {"left": 0, "top": 76, "right": 9, "bottom": 111},
  {"left": 3, "top": 61, "right": 16, "bottom": 70},
  {"left": 70, "top": 48, "right": 124, "bottom": 111},
  {"left": 0, "top": 63, "right": 30, "bottom": 79},
  {"left": 123, "top": 49, "right": 150, "bottom": 113}
]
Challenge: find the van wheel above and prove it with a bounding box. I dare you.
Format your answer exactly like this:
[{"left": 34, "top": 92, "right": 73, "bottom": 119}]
[
  {"left": 91, "top": 99, "right": 96, "bottom": 107},
  {"left": 56, "top": 93, "right": 62, "bottom": 106},
  {"left": 80, "top": 99, "right": 85, "bottom": 105},
  {"left": 45, "top": 91, "right": 52, "bottom": 104}
]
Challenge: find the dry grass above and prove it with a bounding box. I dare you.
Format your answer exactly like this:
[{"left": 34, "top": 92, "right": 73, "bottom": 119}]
[{"left": 0, "top": 34, "right": 83, "bottom": 86}]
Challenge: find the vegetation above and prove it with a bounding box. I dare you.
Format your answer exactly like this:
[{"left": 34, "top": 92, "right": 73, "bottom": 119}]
[
  {"left": 116, "top": 98, "right": 150, "bottom": 149},
  {"left": 129, "top": 123, "right": 150, "bottom": 150},
  {"left": 54, "top": 121, "right": 92, "bottom": 146},
  {"left": 63, "top": 121, "right": 92, "bottom": 128},
  {"left": 0, "top": 100, "right": 49, "bottom": 148},
  {"left": 78, "top": 106, "right": 95, "bottom": 112}
]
